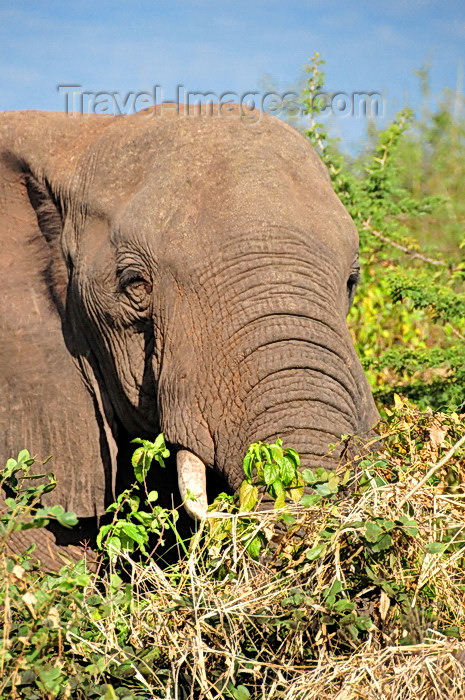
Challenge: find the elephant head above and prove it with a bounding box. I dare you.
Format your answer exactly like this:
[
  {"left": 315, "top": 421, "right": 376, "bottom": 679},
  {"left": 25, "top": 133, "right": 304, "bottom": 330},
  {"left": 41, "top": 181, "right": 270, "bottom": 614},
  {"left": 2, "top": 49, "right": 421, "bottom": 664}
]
[{"left": 0, "top": 105, "right": 378, "bottom": 534}]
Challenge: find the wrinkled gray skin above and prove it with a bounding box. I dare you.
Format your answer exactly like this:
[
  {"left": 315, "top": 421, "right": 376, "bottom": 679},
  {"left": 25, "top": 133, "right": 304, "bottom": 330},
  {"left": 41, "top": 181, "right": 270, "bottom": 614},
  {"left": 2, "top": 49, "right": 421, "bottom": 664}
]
[{"left": 0, "top": 105, "right": 378, "bottom": 567}]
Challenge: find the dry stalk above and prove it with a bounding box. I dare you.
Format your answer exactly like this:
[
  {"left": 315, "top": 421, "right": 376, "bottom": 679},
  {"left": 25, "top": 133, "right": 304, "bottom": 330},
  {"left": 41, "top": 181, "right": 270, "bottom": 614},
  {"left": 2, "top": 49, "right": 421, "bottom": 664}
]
[
  {"left": 42, "top": 408, "right": 465, "bottom": 698},
  {"left": 397, "top": 433, "right": 465, "bottom": 510}
]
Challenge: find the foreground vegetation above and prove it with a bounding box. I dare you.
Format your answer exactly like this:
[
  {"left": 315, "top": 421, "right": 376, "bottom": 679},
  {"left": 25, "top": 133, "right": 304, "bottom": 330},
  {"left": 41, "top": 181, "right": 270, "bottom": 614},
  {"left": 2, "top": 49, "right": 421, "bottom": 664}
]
[
  {"left": 1, "top": 404, "right": 465, "bottom": 699},
  {"left": 1, "top": 56, "right": 464, "bottom": 698}
]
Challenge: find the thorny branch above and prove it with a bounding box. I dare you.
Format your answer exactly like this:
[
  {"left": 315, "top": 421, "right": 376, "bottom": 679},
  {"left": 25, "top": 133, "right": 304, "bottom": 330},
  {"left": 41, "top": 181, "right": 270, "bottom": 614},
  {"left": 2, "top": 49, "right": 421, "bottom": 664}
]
[{"left": 364, "top": 223, "right": 462, "bottom": 271}]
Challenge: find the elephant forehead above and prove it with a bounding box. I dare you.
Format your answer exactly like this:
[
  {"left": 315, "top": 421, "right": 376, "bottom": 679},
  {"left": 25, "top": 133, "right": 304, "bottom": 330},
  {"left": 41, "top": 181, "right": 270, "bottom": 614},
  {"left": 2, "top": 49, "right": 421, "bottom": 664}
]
[
  {"left": 112, "top": 189, "right": 357, "bottom": 276},
  {"left": 106, "top": 119, "right": 358, "bottom": 260}
]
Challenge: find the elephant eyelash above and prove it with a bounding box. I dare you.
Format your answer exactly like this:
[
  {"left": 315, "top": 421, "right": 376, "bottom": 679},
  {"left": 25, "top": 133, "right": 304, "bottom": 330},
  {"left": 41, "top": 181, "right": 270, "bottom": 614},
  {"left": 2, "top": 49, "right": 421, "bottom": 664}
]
[
  {"left": 117, "top": 272, "right": 153, "bottom": 320},
  {"left": 117, "top": 270, "right": 152, "bottom": 295},
  {"left": 347, "top": 266, "right": 360, "bottom": 309},
  {"left": 348, "top": 269, "right": 360, "bottom": 287}
]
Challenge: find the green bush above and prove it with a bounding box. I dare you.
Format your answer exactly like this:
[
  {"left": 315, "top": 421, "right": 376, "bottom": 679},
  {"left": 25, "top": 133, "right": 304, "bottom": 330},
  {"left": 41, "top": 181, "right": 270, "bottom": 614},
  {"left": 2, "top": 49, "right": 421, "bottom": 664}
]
[{"left": 300, "top": 54, "right": 465, "bottom": 412}]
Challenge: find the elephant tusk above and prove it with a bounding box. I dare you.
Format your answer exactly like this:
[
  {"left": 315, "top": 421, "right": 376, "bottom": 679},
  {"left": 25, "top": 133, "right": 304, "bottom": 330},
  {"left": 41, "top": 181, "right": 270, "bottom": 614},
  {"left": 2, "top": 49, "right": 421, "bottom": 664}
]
[{"left": 176, "top": 450, "right": 208, "bottom": 520}]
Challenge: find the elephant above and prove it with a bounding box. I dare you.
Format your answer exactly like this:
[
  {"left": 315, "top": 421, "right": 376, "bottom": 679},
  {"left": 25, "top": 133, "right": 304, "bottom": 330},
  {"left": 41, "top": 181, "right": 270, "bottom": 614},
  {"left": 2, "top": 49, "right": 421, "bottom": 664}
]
[{"left": 0, "top": 103, "right": 379, "bottom": 567}]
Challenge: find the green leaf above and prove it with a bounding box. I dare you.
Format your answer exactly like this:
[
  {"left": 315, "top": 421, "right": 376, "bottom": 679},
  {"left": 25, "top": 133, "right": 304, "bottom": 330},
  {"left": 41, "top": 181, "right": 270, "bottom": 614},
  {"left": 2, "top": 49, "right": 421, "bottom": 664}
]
[
  {"left": 333, "top": 599, "right": 355, "bottom": 613},
  {"left": 355, "top": 615, "right": 373, "bottom": 631},
  {"left": 134, "top": 448, "right": 153, "bottom": 483},
  {"left": 37, "top": 667, "right": 64, "bottom": 695},
  {"left": 343, "top": 520, "right": 364, "bottom": 530},
  {"left": 319, "top": 527, "right": 336, "bottom": 541},
  {"left": 372, "top": 533, "right": 393, "bottom": 552},
  {"left": 242, "top": 453, "right": 254, "bottom": 482},
  {"left": 131, "top": 447, "right": 147, "bottom": 480},
  {"left": 301, "top": 493, "right": 322, "bottom": 507},
  {"left": 46, "top": 504, "right": 64, "bottom": 517},
  {"left": 315, "top": 468, "right": 329, "bottom": 482},
  {"left": 56, "top": 511, "right": 78, "bottom": 528},
  {"left": 103, "top": 686, "right": 118, "bottom": 700},
  {"left": 239, "top": 481, "right": 258, "bottom": 511},
  {"left": 264, "top": 462, "right": 280, "bottom": 486},
  {"left": 425, "top": 542, "right": 447, "bottom": 554},
  {"left": 364, "top": 564, "right": 377, "bottom": 581},
  {"left": 365, "top": 521, "right": 383, "bottom": 543},
  {"left": 261, "top": 445, "right": 272, "bottom": 464},
  {"left": 326, "top": 579, "right": 343, "bottom": 598},
  {"left": 255, "top": 460, "right": 264, "bottom": 482},
  {"left": 327, "top": 473, "right": 340, "bottom": 492},
  {"left": 306, "top": 544, "right": 325, "bottom": 561},
  {"left": 17, "top": 449, "right": 31, "bottom": 465},
  {"left": 271, "top": 479, "right": 286, "bottom": 508},
  {"left": 280, "top": 513, "right": 296, "bottom": 526},
  {"left": 133, "top": 510, "right": 153, "bottom": 526},
  {"left": 287, "top": 479, "right": 305, "bottom": 503},
  {"left": 96, "top": 524, "right": 111, "bottom": 548},
  {"left": 105, "top": 535, "right": 122, "bottom": 552},
  {"left": 40, "top": 478, "right": 57, "bottom": 494},
  {"left": 341, "top": 469, "right": 351, "bottom": 486},
  {"left": 280, "top": 456, "right": 297, "bottom": 485},
  {"left": 120, "top": 523, "right": 147, "bottom": 547},
  {"left": 15, "top": 518, "right": 49, "bottom": 531},
  {"left": 285, "top": 448, "right": 301, "bottom": 468},
  {"left": 229, "top": 684, "right": 251, "bottom": 700},
  {"left": 109, "top": 573, "right": 123, "bottom": 592},
  {"left": 270, "top": 443, "right": 284, "bottom": 465},
  {"left": 302, "top": 468, "right": 316, "bottom": 485},
  {"left": 315, "top": 482, "right": 333, "bottom": 497},
  {"left": 153, "top": 433, "right": 167, "bottom": 451},
  {"left": 128, "top": 495, "right": 140, "bottom": 512},
  {"left": 4, "top": 457, "right": 18, "bottom": 474},
  {"left": 378, "top": 519, "right": 396, "bottom": 531},
  {"left": 398, "top": 516, "right": 419, "bottom": 537},
  {"left": 246, "top": 536, "right": 262, "bottom": 560},
  {"left": 339, "top": 612, "right": 357, "bottom": 626}
]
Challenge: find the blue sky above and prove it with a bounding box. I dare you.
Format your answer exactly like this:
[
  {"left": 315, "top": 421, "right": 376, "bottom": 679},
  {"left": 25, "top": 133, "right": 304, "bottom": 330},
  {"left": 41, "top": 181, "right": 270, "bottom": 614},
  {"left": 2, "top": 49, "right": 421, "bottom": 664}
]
[{"left": 1, "top": 0, "right": 464, "bottom": 150}]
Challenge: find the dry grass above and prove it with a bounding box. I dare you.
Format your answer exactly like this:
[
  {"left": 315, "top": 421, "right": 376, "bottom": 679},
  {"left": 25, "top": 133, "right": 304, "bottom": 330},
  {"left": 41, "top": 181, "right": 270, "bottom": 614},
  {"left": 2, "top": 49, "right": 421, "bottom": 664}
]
[
  {"left": 285, "top": 642, "right": 465, "bottom": 700},
  {"left": 2, "top": 405, "right": 465, "bottom": 699},
  {"left": 59, "top": 407, "right": 465, "bottom": 698}
]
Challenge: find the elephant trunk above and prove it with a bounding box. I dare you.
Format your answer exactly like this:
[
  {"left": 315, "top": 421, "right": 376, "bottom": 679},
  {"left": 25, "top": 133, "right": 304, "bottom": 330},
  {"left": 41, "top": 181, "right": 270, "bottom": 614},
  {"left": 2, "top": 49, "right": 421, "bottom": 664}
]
[
  {"left": 160, "top": 326, "right": 377, "bottom": 514},
  {"left": 157, "top": 246, "right": 379, "bottom": 517},
  {"left": 208, "top": 332, "right": 377, "bottom": 492},
  {"left": 170, "top": 336, "right": 376, "bottom": 519}
]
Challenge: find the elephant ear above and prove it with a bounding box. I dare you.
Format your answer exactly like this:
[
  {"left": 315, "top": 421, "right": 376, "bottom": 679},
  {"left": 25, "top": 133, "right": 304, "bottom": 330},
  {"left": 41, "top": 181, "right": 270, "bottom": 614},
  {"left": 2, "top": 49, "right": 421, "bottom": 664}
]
[{"left": 0, "top": 111, "right": 116, "bottom": 519}]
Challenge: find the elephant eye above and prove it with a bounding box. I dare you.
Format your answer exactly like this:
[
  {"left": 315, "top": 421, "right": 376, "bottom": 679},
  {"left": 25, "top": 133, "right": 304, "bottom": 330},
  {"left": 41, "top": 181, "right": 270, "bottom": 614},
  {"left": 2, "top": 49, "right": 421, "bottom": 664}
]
[
  {"left": 347, "top": 263, "right": 360, "bottom": 307},
  {"left": 118, "top": 270, "right": 152, "bottom": 306}
]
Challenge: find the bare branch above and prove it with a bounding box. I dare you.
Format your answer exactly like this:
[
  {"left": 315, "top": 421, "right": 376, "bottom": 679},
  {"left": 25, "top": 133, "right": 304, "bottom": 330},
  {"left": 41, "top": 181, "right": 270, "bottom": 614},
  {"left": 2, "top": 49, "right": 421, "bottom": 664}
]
[{"left": 364, "top": 223, "right": 461, "bottom": 271}]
